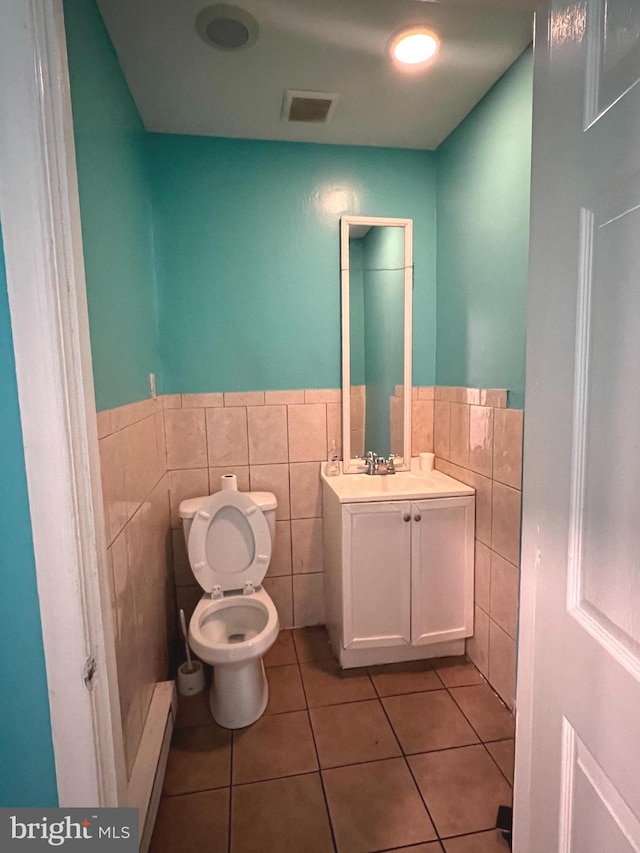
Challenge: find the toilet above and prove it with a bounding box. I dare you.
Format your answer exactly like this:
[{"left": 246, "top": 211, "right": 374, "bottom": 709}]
[{"left": 179, "top": 489, "right": 279, "bottom": 729}]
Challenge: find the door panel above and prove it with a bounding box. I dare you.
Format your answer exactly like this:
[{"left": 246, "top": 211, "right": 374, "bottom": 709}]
[
  {"left": 560, "top": 719, "right": 640, "bottom": 852},
  {"left": 515, "top": 1, "right": 640, "bottom": 849},
  {"left": 343, "top": 501, "right": 411, "bottom": 649},
  {"left": 410, "top": 497, "right": 474, "bottom": 645},
  {"left": 586, "top": 0, "right": 640, "bottom": 126},
  {"left": 570, "top": 188, "right": 640, "bottom": 665}
]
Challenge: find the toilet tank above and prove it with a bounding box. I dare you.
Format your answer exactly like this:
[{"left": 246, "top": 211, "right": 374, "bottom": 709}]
[{"left": 179, "top": 491, "right": 277, "bottom": 548}]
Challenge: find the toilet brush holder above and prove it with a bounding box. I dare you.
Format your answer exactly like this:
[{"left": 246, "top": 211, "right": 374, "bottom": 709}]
[{"left": 177, "top": 660, "right": 205, "bottom": 696}]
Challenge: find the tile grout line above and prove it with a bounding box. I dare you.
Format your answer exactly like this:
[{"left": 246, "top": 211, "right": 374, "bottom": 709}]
[
  {"left": 294, "top": 647, "right": 339, "bottom": 853},
  {"left": 228, "top": 721, "right": 234, "bottom": 853},
  {"left": 372, "top": 672, "right": 443, "bottom": 845},
  {"left": 441, "top": 678, "right": 514, "bottom": 790}
]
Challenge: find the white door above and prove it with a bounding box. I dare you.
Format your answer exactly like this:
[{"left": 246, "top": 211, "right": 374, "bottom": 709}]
[
  {"left": 411, "top": 497, "right": 474, "bottom": 646},
  {"left": 343, "top": 501, "right": 411, "bottom": 649},
  {"left": 515, "top": 1, "right": 640, "bottom": 850}
]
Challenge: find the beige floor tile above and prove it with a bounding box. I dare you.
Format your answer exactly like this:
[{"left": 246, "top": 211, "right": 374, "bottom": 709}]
[
  {"left": 382, "top": 846, "right": 443, "bottom": 852},
  {"left": 162, "top": 724, "right": 231, "bottom": 796},
  {"left": 231, "top": 773, "right": 333, "bottom": 853},
  {"left": 300, "top": 659, "right": 375, "bottom": 707},
  {"left": 293, "top": 625, "right": 334, "bottom": 662},
  {"left": 150, "top": 789, "right": 229, "bottom": 853},
  {"left": 264, "top": 629, "right": 297, "bottom": 667},
  {"left": 310, "top": 700, "right": 401, "bottom": 768},
  {"left": 409, "top": 745, "right": 512, "bottom": 838},
  {"left": 232, "top": 710, "right": 318, "bottom": 784},
  {"left": 443, "top": 829, "right": 511, "bottom": 852},
  {"left": 486, "top": 739, "right": 515, "bottom": 785},
  {"left": 383, "top": 690, "right": 479, "bottom": 754},
  {"left": 431, "top": 656, "right": 485, "bottom": 688},
  {"left": 323, "top": 757, "right": 437, "bottom": 852},
  {"left": 264, "top": 663, "right": 306, "bottom": 714},
  {"left": 173, "top": 690, "right": 213, "bottom": 729},
  {"left": 368, "top": 659, "right": 443, "bottom": 697},
  {"left": 449, "top": 685, "right": 515, "bottom": 742}
]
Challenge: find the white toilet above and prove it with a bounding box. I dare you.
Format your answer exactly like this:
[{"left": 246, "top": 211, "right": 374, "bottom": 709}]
[{"left": 179, "top": 489, "right": 279, "bottom": 729}]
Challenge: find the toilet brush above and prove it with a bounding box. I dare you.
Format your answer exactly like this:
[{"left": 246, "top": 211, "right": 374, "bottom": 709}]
[
  {"left": 180, "top": 608, "right": 196, "bottom": 673},
  {"left": 177, "top": 608, "right": 205, "bottom": 696}
]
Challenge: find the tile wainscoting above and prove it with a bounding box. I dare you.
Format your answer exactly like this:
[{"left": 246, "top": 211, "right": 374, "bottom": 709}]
[
  {"left": 165, "top": 389, "right": 343, "bottom": 632},
  {"left": 164, "top": 387, "right": 438, "bottom": 633},
  {"left": 96, "top": 384, "right": 522, "bottom": 765},
  {"left": 97, "top": 397, "right": 172, "bottom": 776},
  {"left": 431, "top": 388, "right": 523, "bottom": 709}
]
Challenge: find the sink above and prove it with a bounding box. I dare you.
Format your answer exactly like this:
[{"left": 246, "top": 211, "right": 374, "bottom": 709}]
[{"left": 321, "top": 463, "right": 475, "bottom": 503}]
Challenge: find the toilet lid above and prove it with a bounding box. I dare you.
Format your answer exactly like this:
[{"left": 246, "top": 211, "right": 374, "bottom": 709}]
[{"left": 187, "top": 491, "right": 272, "bottom": 593}]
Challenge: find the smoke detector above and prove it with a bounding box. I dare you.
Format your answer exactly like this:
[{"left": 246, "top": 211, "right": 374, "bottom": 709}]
[
  {"left": 196, "top": 5, "right": 259, "bottom": 51},
  {"left": 282, "top": 90, "right": 340, "bottom": 124}
]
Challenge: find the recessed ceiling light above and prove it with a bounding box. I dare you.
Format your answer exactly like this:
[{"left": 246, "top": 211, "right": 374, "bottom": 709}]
[
  {"left": 390, "top": 28, "right": 439, "bottom": 67},
  {"left": 196, "top": 4, "right": 259, "bottom": 52}
]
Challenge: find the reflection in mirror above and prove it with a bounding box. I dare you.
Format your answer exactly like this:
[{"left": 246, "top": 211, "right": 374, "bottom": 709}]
[{"left": 341, "top": 217, "right": 412, "bottom": 473}]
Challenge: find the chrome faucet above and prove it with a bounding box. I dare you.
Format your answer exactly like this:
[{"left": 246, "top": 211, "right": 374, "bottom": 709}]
[
  {"left": 363, "top": 451, "right": 396, "bottom": 475},
  {"left": 364, "top": 451, "right": 378, "bottom": 475}
]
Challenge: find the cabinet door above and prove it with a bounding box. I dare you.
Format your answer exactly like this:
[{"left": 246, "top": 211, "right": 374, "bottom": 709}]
[
  {"left": 411, "top": 497, "right": 475, "bottom": 645},
  {"left": 343, "top": 501, "right": 412, "bottom": 649}
]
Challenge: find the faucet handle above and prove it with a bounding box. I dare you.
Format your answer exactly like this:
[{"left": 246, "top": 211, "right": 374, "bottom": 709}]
[
  {"left": 386, "top": 454, "right": 396, "bottom": 474},
  {"left": 363, "top": 450, "right": 377, "bottom": 475}
]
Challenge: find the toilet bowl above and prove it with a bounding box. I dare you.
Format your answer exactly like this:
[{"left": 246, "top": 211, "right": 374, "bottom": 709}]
[{"left": 179, "top": 489, "right": 279, "bottom": 729}]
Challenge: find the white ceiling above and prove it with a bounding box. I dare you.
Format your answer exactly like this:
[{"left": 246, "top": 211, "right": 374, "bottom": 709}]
[{"left": 96, "top": 0, "right": 536, "bottom": 151}]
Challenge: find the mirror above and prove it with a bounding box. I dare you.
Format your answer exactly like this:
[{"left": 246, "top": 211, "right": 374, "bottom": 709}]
[{"left": 340, "top": 216, "right": 413, "bottom": 473}]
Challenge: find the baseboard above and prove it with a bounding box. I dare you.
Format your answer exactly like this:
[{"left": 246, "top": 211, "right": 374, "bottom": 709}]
[{"left": 126, "top": 681, "right": 176, "bottom": 852}]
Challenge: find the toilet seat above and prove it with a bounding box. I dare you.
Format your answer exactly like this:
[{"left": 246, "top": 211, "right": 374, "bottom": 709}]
[
  {"left": 189, "top": 586, "right": 279, "bottom": 666},
  {"left": 187, "top": 491, "right": 272, "bottom": 594}
]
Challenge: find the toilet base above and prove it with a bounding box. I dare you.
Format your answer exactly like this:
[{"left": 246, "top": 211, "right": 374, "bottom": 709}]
[{"left": 209, "top": 656, "right": 269, "bottom": 729}]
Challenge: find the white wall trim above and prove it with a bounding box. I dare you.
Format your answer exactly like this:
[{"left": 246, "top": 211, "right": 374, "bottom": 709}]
[
  {"left": 513, "top": 8, "right": 547, "bottom": 851},
  {"left": 0, "top": 0, "right": 126, "bottom": 805},
  {"left": 339, "top": 215, "right": 413, "bottom": 473}
]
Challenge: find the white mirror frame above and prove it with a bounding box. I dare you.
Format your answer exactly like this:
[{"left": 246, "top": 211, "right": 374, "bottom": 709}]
[{"left": 340, "top": 215, "right": 413, "bottom": 473}]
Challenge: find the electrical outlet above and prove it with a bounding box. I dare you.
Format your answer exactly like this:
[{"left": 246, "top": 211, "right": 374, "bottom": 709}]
[{"left": 149, "top": 372, "right": 157, "bottom": 398}]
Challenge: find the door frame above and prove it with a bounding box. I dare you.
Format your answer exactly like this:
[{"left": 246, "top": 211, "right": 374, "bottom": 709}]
[
  {"left": 512, "top": 5, "right": 552, "bottom": 848},
  {"left": 0, "top": 0, "right": 126, "bottom": 805}
]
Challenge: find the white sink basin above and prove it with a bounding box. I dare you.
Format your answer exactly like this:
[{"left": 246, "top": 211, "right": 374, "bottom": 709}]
[{"left": 321, "top": 463, "right": 474, "bottom": 503}]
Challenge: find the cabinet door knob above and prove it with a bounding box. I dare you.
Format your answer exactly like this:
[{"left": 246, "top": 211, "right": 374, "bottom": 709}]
[
  {"left": 403, "top": 514, "right": 411, "bottom": 522},
  {"left": 414, "top": 513, "right": 421, "bottom": 522}
]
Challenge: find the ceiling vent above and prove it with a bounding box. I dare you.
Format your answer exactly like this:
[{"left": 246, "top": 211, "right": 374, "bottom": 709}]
[{"left": 282, "top": 90, "right": 340, "bottom": 124}]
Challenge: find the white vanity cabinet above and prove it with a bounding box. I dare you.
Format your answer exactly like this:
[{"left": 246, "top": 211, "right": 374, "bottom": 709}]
[{"left": 322, "top": 469, "right": 475, "bottom": 668}]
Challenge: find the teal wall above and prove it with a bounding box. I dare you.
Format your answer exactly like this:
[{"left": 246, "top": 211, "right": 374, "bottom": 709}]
[
  {"left": 64, "top": 0, "right": 160, "bottom": 411},
  {"left": 362, "top": 227, "right": 405, "bottom": 454},
  {"left": 64, "top": 0, "right": 531, "bottom": 408},
  {"left": 436, "top": 48, "right": 532, "bottom": 409},
  {"left": 147, "top": 135, "right": 437, "bottom": 392},
  {"left": 0, "top": 224, "right": 58, "bottom": 806}
]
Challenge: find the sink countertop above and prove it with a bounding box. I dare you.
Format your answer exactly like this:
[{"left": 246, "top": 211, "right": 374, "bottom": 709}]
[{"left": 321, "top": 459, "right": 475, "bottom": 503}]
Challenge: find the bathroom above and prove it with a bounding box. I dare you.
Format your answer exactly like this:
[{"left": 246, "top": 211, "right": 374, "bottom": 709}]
[{"left": 2, "top": 0, "right": 531, "bottom": 848}]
